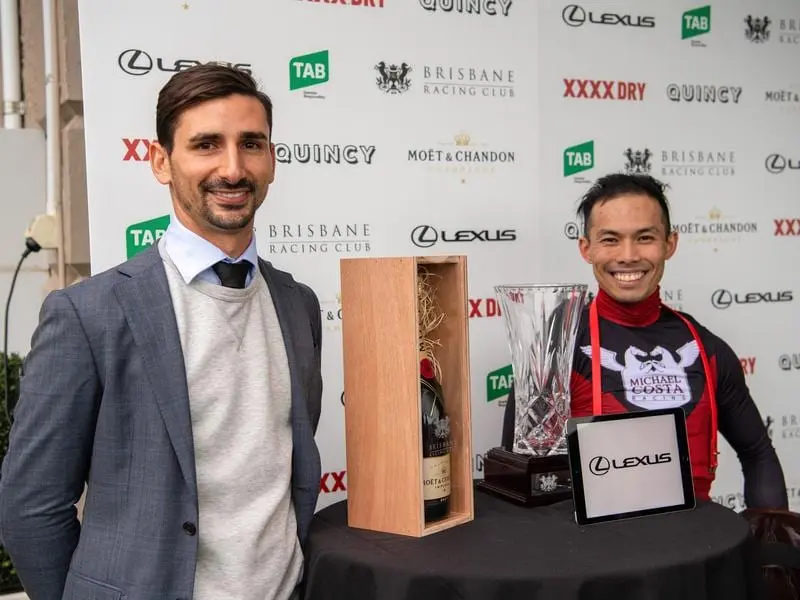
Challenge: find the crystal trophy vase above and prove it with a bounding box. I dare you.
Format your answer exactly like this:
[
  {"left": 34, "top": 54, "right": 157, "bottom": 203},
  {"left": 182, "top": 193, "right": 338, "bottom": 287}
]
[{"left": 477, "top": 283, "right": 588, "bottom": 506}]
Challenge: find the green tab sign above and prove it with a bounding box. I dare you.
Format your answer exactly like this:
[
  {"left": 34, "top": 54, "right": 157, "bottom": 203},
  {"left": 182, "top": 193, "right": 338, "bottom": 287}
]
[
  {"left": 682, "top": 6, "right": 711, "bottom": 40},
  {"left": 290, "top": 50, "right": 330, "bottom": 91},
  {"left": 486, "top": 364, "right": 513, "bottom": 403},
  {"left": 564, "top": 140, "right": 594, "bottom": 176},
  {"left": 126, "top": 215, "right": 170, "bottom": 258}
]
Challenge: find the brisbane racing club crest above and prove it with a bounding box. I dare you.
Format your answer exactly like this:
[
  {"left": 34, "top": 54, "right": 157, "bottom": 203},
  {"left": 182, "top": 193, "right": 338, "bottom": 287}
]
[
  {"left": 375, "top": 61, "right": 412, "bottom": 94},
  {"left": 624, "top": 148, "right": 652, "bottom": 174},
  {"left": 580, "top": 340, "right": 700, "bottom": 410},
  {"left": 744, "top": 15, "right": 770, "bottom": 43}
]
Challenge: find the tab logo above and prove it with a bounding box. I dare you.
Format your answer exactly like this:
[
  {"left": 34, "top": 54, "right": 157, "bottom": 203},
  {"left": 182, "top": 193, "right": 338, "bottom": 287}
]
[
  {"left": 564, "top": 140, "right": 594, "bottom": 177},
  {"left": 487, "top": 364, "right": 513, "bottom": 403},
  {"left": 126, "top": 215, "right": 170, "bottom": 258},
  {"left": 290, "top": 50, "right": 330, "bottom": 97},
  {"left": 682, "top": 5, "right": 711, "bottom": 44}
]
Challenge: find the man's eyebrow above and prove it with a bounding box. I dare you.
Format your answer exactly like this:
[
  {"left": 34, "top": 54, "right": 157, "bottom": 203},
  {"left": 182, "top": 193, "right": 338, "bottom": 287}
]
[
  {"left": 187, "top": 132, "right": 221, "bottom": 144},
  {"left": 240, "top": 131, "right": 268, "bottom": 141},
  {"left": 187, "top": 131, "right": 268, "bottom": 144},
  {"left": 596, "top": 228, "right": 619, "bottom": 237},
  {"left": 595, "top": 226, "right": 660, "bottom": 236}
]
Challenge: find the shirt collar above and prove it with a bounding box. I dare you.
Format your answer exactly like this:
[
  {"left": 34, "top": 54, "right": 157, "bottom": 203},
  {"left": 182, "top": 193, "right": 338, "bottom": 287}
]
[{"left": 163, "top": 215, "right": 259, "bottom": 285}]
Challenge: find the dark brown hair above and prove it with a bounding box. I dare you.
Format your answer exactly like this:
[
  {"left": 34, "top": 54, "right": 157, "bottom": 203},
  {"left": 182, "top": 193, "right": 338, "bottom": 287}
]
[{"left": 156, "top": 64, "right": 273, "bottom": 154}]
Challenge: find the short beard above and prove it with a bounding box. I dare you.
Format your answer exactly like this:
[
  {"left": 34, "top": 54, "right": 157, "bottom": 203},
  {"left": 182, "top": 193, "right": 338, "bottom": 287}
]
[
  {"left": 177, "top": 176, "right": 258, "bottom": 231},
  {"left": 200, "top": 199, "right": 256, "bottom": 230}
]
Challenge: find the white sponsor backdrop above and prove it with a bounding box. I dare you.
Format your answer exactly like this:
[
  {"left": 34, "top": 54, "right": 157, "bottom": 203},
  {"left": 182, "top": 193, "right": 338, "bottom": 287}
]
[{"left": 77, "top": 0, "right": 800, "bottom": 512}]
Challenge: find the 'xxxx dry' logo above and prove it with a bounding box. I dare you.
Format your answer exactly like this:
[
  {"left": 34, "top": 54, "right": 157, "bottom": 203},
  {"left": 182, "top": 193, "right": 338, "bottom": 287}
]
[
  {"left": 563, "top": 79, "right": 647, "bottom": 101},
  {"left": 123, "top": 138, "right": 158, "bottom": 161},
  {"left": 774, "top": 218, "right": 800, "bottom": 236}
]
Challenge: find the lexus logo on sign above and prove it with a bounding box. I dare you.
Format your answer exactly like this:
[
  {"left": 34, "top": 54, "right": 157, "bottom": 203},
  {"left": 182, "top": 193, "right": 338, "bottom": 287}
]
[
  {"left": 118, "top": 49, "right": 153, "bottom": 76},
  {"left": 561, "top": 4, "right": 655, "bottom": 28},
  {"left": 765, "top": 153, "right": 799, "bottom": 174},
  {"left": 410, "top": 225, "right": 517, "bottom": 249},
  {"left": 589, "top": 456, "right": 611, "bottom": 476},
  {"left": 117, "top": 48, "right": 252, "bottom": 77},
  {"left": 589, "top": 453, "right": 671, "bottom": 476},
  {"left": 711, "top": 289, "right": 793, "bottom": 309}
]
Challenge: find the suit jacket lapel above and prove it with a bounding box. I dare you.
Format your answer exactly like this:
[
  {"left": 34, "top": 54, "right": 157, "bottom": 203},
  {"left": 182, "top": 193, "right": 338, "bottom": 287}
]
[
  {"left": 259, "top": 260, "right": 311, "bottom": 433},
  {"left": 114, "top": 245, "right": 197, "bottom": 498}
]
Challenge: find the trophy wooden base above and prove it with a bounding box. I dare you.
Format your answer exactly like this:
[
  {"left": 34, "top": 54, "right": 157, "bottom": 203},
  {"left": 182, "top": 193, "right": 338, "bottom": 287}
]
[{"left": 476, "top": 447, "right": 572, "bottom": 507}]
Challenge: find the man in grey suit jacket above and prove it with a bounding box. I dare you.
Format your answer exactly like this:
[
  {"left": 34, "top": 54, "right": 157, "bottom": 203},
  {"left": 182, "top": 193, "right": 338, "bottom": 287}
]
[{"left": 0, "top": 64, "right": 323, "bottom": 600}]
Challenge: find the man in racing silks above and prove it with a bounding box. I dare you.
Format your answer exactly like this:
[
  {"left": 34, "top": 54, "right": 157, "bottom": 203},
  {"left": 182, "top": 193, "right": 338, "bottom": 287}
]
[{"left": 502, "top": 173, "right": 787, "bottom": 509}]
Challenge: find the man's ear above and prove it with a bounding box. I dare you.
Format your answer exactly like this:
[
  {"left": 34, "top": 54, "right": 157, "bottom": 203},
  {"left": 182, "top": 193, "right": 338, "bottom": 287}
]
[
  {"left": 665, "top": 229, "right": 679, "bottom": 260},
  {"left": 150, "top": 141, "right": 172, "bottom": 185},
  {"left": 578, "top": 236, "right": 592, "bottom": 264},
  {"left": 268, "top": 142, "right": 276, "bottom": 184}
]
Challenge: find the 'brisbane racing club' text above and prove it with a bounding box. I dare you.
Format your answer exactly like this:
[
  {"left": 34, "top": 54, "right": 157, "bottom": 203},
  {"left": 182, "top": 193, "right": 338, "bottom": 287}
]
[
  {"left": 423, "top": 65, "right": 514, "bottom": 98},
  {"left": 268, "top": 224, "right": 372, "bottom": 255}
]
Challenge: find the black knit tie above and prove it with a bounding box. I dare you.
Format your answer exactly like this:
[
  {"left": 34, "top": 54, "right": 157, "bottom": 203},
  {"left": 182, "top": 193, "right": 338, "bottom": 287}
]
[{"left": 212, "top": 261, "right": 251, "bottom": 289}]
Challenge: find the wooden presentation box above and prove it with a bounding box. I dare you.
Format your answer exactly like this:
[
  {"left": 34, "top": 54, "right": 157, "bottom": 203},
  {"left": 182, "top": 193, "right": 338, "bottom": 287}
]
[{"left": 339, "top": 255, "right": 474, "bottom": 537}]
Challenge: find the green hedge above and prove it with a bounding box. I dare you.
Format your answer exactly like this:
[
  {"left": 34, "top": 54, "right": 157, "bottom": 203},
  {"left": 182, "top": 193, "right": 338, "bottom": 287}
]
[{"left": 0, "top": 352, "right": 24, "bottom": 593}]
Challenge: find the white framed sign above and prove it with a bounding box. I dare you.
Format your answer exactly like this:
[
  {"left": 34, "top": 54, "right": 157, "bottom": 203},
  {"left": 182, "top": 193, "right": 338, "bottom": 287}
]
[{"left": 567, "top": 408, "right": 696, "bottom": 526}]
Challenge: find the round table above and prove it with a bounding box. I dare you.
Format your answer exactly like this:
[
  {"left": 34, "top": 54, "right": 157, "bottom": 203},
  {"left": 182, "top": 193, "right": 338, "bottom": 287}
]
[{"left": 303, "top": 486, "right": 764, "bottom": 600}]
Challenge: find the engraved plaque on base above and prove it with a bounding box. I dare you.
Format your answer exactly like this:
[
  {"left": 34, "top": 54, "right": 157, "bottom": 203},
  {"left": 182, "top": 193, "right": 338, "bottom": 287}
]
[{"left": 477, "top": 283, "right": 587, "bottom": 506}]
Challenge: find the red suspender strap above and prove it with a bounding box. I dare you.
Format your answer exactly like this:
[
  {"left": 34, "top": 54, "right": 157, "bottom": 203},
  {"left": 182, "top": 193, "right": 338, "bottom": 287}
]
[
  {"left": 589, "top": 300, "right": 603, "bottom": 416},
  {"left": 666, "top": 307, "right": 719, "bottom": 475},
  {"left": 588, "top": 300, "right": 719, "bottom": 475}
]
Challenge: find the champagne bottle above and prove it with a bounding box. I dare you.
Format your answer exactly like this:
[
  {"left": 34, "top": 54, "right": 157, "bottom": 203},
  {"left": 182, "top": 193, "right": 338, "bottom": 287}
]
[{"left": 420, "top": 356, "right": 451, "bottom": 522}]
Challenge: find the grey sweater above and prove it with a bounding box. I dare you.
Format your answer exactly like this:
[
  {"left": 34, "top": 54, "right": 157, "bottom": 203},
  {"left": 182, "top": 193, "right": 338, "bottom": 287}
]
[{"left": 160, "top": 242, "right": 303, "bottom": 600}]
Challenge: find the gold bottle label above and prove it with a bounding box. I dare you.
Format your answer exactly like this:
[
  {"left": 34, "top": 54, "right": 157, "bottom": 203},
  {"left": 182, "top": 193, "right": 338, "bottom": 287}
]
[{"left": 423, "top": 454, "right": 451, "bottom": 500}]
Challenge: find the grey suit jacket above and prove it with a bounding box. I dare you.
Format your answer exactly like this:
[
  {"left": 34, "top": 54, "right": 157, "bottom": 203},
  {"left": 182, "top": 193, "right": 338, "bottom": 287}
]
[{"left": 0, "top": 244, "right": 323, "bottom": 600}]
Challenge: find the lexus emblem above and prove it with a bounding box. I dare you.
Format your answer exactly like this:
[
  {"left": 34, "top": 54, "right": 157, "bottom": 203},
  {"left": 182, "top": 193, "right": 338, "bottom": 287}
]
[
  {"left": 711, "top": 289, "right": 733, "bottom": 309},
  {"left": 589, "top": 456, "right": 610, "bottom": 476},
  {"left": 765, "top": 153, "right": 787, "bottom": 174},
  {"left": 562, "top": 4, "right": 586, "bottom": 27},
  {"left": 118, "top": 49, "right": 153, "bottom": 76},
  {"left": 410, "top": 225, "right": 438, "bottom": 249}
]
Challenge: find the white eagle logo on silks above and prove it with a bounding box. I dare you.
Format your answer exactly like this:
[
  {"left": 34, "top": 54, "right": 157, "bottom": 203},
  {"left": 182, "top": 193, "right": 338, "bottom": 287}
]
[{"left": 580, "top": 341, "right": 701, "bottom": 410}]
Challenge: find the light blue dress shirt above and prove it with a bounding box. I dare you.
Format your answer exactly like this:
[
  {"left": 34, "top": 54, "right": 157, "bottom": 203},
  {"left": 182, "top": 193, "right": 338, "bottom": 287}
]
[{"left": 162, "top": 216, "right": 260, "bottom": 288}]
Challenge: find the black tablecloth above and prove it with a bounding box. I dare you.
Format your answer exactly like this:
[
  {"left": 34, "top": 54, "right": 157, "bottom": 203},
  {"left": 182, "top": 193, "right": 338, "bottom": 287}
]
[{"left": 303, "top": 484, "right": 765, "bottom": 600}]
